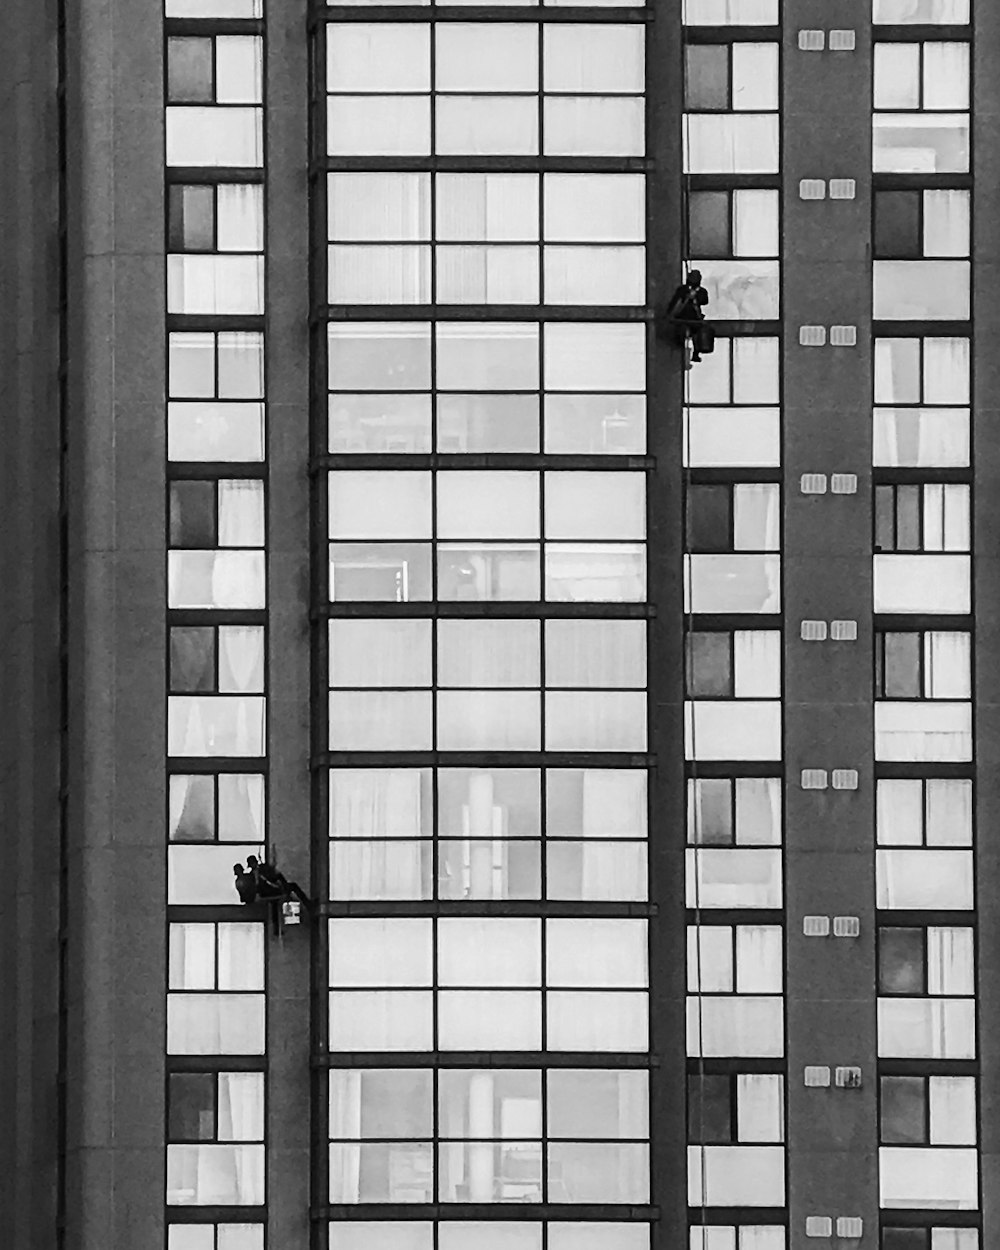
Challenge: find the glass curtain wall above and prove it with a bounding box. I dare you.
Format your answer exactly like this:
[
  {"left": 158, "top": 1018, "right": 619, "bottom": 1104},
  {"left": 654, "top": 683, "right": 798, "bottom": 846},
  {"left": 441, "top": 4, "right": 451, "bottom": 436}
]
[
  {"left": 317, "top": 2, "right": 655, "bottom": 1248},
  {"left": 164, "top": 1, "right": 268, "bottom": 1247}
]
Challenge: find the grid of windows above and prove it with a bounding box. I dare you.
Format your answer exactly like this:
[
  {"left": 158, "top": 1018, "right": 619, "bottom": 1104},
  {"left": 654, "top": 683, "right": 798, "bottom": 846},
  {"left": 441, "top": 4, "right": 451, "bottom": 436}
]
[
  {"left": 683, "top": 11, "right": 786, "bottom": 1240},
  {"left": 328, "top": 767, "right": 648, "bottom": 903},
  {"left": 164, "top": 1, "right": 268, "bottom": 1244},
  {"left": 318, "top": 1, "right": 654, "bottom": 1242},
  {"left": 873, "top": 16, "right": 978, "bottom": 1237}
]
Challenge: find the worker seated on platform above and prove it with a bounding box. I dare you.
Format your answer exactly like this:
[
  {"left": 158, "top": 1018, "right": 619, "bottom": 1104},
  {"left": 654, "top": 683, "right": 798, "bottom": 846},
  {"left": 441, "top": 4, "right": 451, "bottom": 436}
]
[
  {"left": 246, "top": 854, "right": 311, "bottom": 909},
  {"left": 233, "top": 863, "right": 257, "bottom": 905},
  {"left": 666, "top": 269, "right": 713, "bottom": 363}
]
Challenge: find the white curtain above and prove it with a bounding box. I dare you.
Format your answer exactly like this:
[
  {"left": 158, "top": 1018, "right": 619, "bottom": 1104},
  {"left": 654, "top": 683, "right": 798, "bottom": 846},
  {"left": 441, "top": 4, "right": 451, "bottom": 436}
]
[
  {"left": 169, "top": 695, "right": 266, "bottom": 756},
  {"left": 925, "top": 336, "right": 970, "bottom": 403},
  {"left": 218, "top": 922, "right": 264, "bottom": 991},
  {"left": 733, "top": 484, "right": 780, "bottom": 551},
  {"left": 735, "top": 926, "right": 782, "bottom": 993},
  {"left": 924, "top": 631, "right": 971, "bottom": 698},
  {"left": 927, "top": 926, "right": 974, "bottom": 995},
  {"left": 167, "top": 255, "right": 264, "bottom": 315},
  {"left": 684, "top": 115, "right": 779, "bottom": 176},
  {"left": 329, "top": 771, "right": 424, "bottom": 898},
  {"left": 218, "top": 184, "right": 264, "bottom": 251},
  {"left": 329, "top": 172, "right": 430, "bottom": 241},
  {"left": 732, "top": 189, "right": 778, "bottom": 257},
  {"left": 924, "top": 42, "right": 969, "bottom": 109},
  {"left": 580, "top": 770, "right": 646, "bottom": 895},
  {"left": 218, "top": 772, "right": 265, "bottom": 843},
  {"left": 207, "top": 551, "right": 266, "bottom": 610},
  {"left": 740, "top": 1228, "right": 785, "bottom": 1250},
  {"left": 219, "top": 480, "right": 265, "bottom": 546},
  {"left": 926, "top": 777, "right": 972, "bottom": 845},
  {"left": 219, "top": 625, "right": 265, "bottom": 692},
  {"left": 169, "top": 774, "right": 215, "bottom": 840},
  {"left": 876, "top": 778, "right": 923, "bottom": 845},
  {"left": 924, "top": 189, "right": 969, "bottom": 256},
  {"left": 218, "top": 1072, "right": 264, "bottom": 1141},
  {"left": 170, "top": 922, "right": 216, "bottom": 989},
  {"left": 875, "top": 338, "right": 921, "bottom": 404},
  {"left": 873, "top": 406, "right": 971, "bottom": 467},
  {"left": 217, "top": 1227, "right": 265, "bottom": 1250},
  {"left": 329, "top": 1071, "right": 362, "bottom": 1202},
  {"left": 213, "top": 1073, "right": 266, "bottom": 1204},
  {"left": 733, "top": 630, "right": 780, "bottom": 697},
  {"left": 736, "top": 1074, "right": 783, "bottom": 1142},
  {"left": 735, "top": 777, "right": 781, "bottom": 845},
  {"left": 217, "top": 331, "right": 265, "bottom": 399},
  {"left": 732, "top": 337, "right": 779, "bottom": 404}
]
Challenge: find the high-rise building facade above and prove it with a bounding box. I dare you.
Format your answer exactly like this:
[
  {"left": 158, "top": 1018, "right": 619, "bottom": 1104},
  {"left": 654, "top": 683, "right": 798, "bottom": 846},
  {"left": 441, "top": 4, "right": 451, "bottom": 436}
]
[{"left": 1, "top": 1, "right": 997, "bottom": 1249}]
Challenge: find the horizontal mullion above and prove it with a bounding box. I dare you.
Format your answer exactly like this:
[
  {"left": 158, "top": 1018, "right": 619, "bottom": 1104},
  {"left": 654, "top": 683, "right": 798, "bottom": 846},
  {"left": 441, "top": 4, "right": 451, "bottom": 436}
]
[
  {"left": 872, "top": 24, "right": 971, "bottom": 40},
  {"left": 168, "top": 755, "right": 269, "bottom": 770},
  {"left": 320, "top": 1203, "right": 660, "bottom": 1221},
  {"left": 313, "top": 5, "right": 651, "bottom": 22},
  {"left": 686, "top": 467, "right": 782, "bottom": 485},
  {"left": 169, "top": 905, "right": 268, "bottom": 923},
  {"left": 168, "top": 758, "right": 269, "bottom": 775},
  {"left": 874, "top": 1210, "right": 980, "bottom": 1229},
  {"left": 875, "top": 910, "right": 978, "bottom": 928},
  {"left": 688, "top": 1208, "right": 786, "bottom": 1225},
  {"left": 166, "top": 167, "right": 265, "bottom": 185},
  {"left": 318, "top": 602, "right": 654, "bottom": 620},
  {"left": 684, "top": 761, "right": 783, "bottom": 779},
  {"left": 319, "top": 454, "right": 655, "bottom": 471},
  {"left": 319, "top": 901, "right": 655, "bottom": 918},
  {"left": 168, "top": 314, "right": 265, "bottom": 332},
  {"left": 686, "top": 909, "right": 784, "bottom": 927},
  {"left": 686, "top": 27, "right": 782, "bottom": 42},
  {"left": 874, "top": 761, "right": 973, "bottom": 780},
  {"left": 872, "top": 320, "right": 970, "bottom": 337},
  {"left": 872, "top": 172, "right": 973, "bottom": 191},
  {"left": 166, "top": 1207, "right": 266, "bottom": 1223},
  {"left": 165, "top": 18, "right": 264, "bottom": 34},
  {"left": 319, "top": 157, "right": 650, "bottom": 175},
  {"left": 877, "top": 1059, "right": 978, "bottom": 1077},
  {"left": 683, "top": 614, "right": 785, "bottom": 630},
  {"left": 685, "top": 174, "right": 781, "bottom": 191},
  {"left": 702, "top": 319, "right": 779, "bottom": 336},
  {"left": 687, "top": 1057, "right": 786, "bottom": 1076},
  {"left": 317, "top": 1051, "right": 655, "bottom": 1069},
  {"left": 167, "top": 1055, "right": 267, "bottom": 1073},
  {"left": 322, "top": 304, "right": 649, "bottom": 321},
  {"left": 169, "top": 462, "right": 267, "bottom": 480},
  {"left": 873, "top": 614, "right": 972, "bottom": 630},
  {"left": 872, "top": 467, "right": 972, "bottom": 485},
  {"left": 316, "top": 751, "right": 655, "bottom": 768},
  {"left": 168, "top": 609, "right": 267, "bottom": 626}
]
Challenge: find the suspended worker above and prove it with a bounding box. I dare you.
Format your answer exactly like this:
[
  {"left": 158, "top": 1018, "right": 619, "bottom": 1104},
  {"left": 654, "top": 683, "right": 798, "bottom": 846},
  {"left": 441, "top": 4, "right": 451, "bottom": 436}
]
[
  {"left": 233, "top": 862, "right": 257, "bottom": 905},
  {"left": 666, "top": 270, "right": 712, "bottom": 363}
]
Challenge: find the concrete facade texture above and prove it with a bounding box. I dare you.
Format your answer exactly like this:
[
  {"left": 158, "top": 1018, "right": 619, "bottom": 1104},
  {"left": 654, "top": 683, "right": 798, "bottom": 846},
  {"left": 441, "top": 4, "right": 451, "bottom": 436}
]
[{"left": 0, "top": 0, "right": 996, "bottom": 1246}]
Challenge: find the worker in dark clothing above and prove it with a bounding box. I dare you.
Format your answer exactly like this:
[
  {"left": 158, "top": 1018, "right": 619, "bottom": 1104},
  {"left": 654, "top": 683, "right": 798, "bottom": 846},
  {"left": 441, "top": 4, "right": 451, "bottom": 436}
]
[
  {"left": 247, "top": 854, "right": 311, "bottom": 934},
  {"left": 666, "top": 270, "right": 711, "bottom": 362},
  {"left": 233, "top": 863, "right": 257, "bottom": 904}
]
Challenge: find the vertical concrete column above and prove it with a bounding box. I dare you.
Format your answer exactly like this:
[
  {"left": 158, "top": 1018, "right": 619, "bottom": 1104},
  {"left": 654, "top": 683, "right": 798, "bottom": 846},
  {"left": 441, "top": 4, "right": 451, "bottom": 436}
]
[
  {"left": 0, "top": 0, "right": 64, "bottom": 1243},
  {"left": 646, "top": 4, "right": 688, "bottom": 1246},
  {"left": 62, "top": 0, "right": 166, "bottom": 1245},
  {"left": 265, "top": 0, "right": 312, "bottom": 1243},
  {"left": 781, "top": 1, "right": 879, "bottom": 1240},
  {"left": 973, "top": 2, "right": 1000, "bottom": 1239}
]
